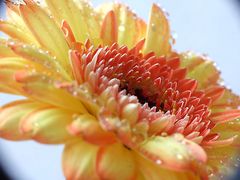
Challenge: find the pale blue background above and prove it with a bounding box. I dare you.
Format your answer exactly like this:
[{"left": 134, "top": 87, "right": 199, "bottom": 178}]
[{"left": 0, "top": 0, "right": 240, "bottom": 179}]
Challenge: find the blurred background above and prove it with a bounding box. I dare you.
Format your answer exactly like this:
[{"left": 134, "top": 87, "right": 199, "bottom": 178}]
[{"left": 0, "top": 0, "right": 240, "bottom": 179}]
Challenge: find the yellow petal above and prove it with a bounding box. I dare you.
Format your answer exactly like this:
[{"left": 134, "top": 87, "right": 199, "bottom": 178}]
[
  {"left": 0, "top": 20, "right": 36, "bottom": 44},
  {"left": 19, "top": 1, "right": 71, "bottom": 74},
  {"left": 0, "top": 57, "right": 31, "bottom": 94},
  {"left": 136, "top": 153, "right": 201, "bottom": 180},
  {"left": 98, "top": 3, "right": 146, "bottom": 48},
  {"left": 212, "top": 118, "right": 240, "bottom": 147},
  {"left": 0, "top": 39, "right": 16, "bottom": 58},
  {"left": 5, "top": 4, "right": 39, "bottom": 45},
  {"left": 45, "top": 0, "right": 100, "bottom": 42},
  {"left": 7, "top": 40, "right": 71, "bottom": 80},
  {"left": 17, "top": 77, "right": 87, "bottom": 113},
  {"left": 96, "top": 143, "right": 137, "bottom": 180},
  {"left": 100, "top": 10, "right": 118, "bottom": 46},
  {"left": 137, "top": 134, "right": 207, "bottom": 177},
  {"left": 0, "top": 57, "right": 63, "bottom": 94},
  {"left": 205, "top": 145, "right": 239, "bottom": 178},
  {"left": 0, "top": 100, "right": 46, "bottom": 140},
  {"left": 143, "top": 4, "right": 171, "bottom": 56},
  {"left": 211, "top": 88, "right": 240, "bottom": 112},
  {"left": 20, "top": 107, "right": 73, "bottom": 144},
  {"left": 62, "top": 140, "right": 99, "bottom": 180},
  {"left": 180, "top": 52, "right": 220, "bottom": 89}
]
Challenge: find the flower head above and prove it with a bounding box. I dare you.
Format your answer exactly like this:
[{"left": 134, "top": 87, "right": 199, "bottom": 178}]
[{"left": 1, "top": 0, "right": 240, "bottom": 179}]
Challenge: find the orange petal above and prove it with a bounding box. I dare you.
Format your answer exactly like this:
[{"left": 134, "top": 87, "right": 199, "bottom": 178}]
[
  {"left": 96, "top": 143, "right": 137, "bottom": 180},
  {"left": 137, "top": 134, "right": 207, "bottom": 176},
  {"left": 135, "top": 152, "right": 201, "bottom": 180},
  {"left": 212, "top": 118, "right": 240, "bottom": 147},
  {"left": 205, "top": 86, "right": 225, "bottom": 103},
  {"left": 62, "top": 141, "right": 99, "bottom": 180},
  {"left": 210, "top": 110, "right": 240, "bottom": 124},
  {"left": 69, "top": 50, "right": 83, "bottom": 84},
  {"left": 143, "top": 4, "right": 171, "bottom": 56},
  {"left": 68, "top": 113, "right": 116, "bottom": 146},
  {"left": 20, "top": 107, "right": 74, "bottom": 144},
  {"left": 19, "top": 1, "right": 71, "bottom": 74},
  {"left": 211, "top": 88, "right": 240, "bottom": 111},
  {"left": 100, "top": 10, "right": 118, "bottom": 46},
  {"left": 0, "top": 100, "right": 46, "bottom": 141}
]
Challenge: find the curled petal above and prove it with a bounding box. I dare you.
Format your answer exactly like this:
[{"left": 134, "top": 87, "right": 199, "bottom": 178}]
[
  {"left": 62, "top": 141, "right": 99, "bottom": 180},
  {"left": 0, "top": 100, "right": 46, "bottom": 140},
  {"left": 136, "top": 153, "right": 201, "bottom": 180},
  {"left": 137, "top": 134, "right": 207, "bottom": 177},
  {"left": 96, "top": 143, "right": 137, "bottom": 180},
  {"left": 68, "top": 114, "right": 116, "bottom": 146}
]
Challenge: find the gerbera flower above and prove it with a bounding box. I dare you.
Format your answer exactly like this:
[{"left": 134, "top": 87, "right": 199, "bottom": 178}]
[{"left": 1, "top": 0, "right": 240, "bottom": 179}]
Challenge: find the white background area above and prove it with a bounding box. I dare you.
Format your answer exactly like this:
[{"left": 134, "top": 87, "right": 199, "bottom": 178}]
[{"left": 0, "top": 0, "right": 240, "bottom": 179}]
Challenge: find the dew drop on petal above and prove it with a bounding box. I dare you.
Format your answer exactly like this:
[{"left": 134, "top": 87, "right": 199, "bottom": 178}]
[
  {"left": 119, "top": 25, "right": 125, "bottom": 32},
  {"left": 33, "top": 122, "right": 40, "bottom": 128},
  {"left": 72, "top": 91, "right": 78, "bottom": 96},
  {"left": 151, "top": 23, "right": 156, "bottom": 31},
  {"left": 176, "top": 154, "right": 184, "bottom": 160},
  {"left": 161, "top": 132, "right": 168, "bottom": 137},
  {"left": 155, "top": 159, "right": 162, "bottom": 165}
]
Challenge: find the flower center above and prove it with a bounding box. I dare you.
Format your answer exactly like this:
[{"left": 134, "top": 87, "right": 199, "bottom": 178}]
[{"left": 69, "top": 41, "right": 217, "bottom": 145}]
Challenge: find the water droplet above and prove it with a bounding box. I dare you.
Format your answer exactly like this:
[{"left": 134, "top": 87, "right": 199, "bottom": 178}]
[
  {"left": 155, "top": 159, "right": 162, "bottom": 165},
  {"left": 116, "top": 121, "right": 122, "bottom": 128},
  {"left": 172, "top": 31, "right": 178, "bottom": 40},
  {"left": 43, "top": 61, "right": 51, "bottom": 68},
  {"left": 9, "top": 0, "right": 26, "bottom": 5},
  {"left": 33, "top": 122, "right": 40, "bottom": 128},
  {"left": 161, "top": 132, "right": 168, "bottom": 137},
  {"left": 151, "top": 23, "right": 156, "bottom": 31},
  {"left": 176, "top": 154, "right": 184, "bottom": 160},
  {"left": 72, "top": 91, "right": 78, "bottom": 96},
  {"left": 173, "top": 133, "right": 184, "bottom": 142},
  {"left": 8, "top": 41, "right": 15, "bottom": 46},
  {"left": 119, "top": 25, "right": 125, "bottom": 32}
]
